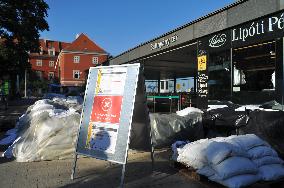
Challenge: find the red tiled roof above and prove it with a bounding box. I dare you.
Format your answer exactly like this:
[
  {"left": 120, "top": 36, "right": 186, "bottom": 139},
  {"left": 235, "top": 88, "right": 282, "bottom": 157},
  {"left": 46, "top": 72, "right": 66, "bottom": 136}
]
[{"left": 63, "top": 33, "right": 107, "bottom": 54}]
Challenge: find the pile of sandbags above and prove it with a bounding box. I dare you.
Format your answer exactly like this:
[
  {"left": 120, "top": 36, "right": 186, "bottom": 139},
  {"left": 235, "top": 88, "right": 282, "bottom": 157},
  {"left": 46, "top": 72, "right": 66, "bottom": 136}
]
[
  {"left": 248, "top": 144, "right": 284, "bottom": 181},
  {"left": 174, "top": 134, "right": 284, "bottom": 188},
  {"left": 1, "top": 98, "right": 82, "bottom": 162}
]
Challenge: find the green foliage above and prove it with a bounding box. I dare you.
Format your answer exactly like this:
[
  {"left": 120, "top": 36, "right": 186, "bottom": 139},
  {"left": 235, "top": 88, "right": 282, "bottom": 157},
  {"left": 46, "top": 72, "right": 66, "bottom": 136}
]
[{"left": 0, "top": 0, "right": 49, "bottom": 74}]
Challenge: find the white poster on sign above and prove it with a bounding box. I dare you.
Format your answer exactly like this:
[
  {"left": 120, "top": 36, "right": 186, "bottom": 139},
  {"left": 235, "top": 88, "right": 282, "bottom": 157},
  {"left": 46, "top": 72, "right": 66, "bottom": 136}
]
[
  {"left": 86, "top": 122, "right": 119, "bottom": 154},
  {"left": 95, "top": 68, "right": 127, "bottom": 95}
]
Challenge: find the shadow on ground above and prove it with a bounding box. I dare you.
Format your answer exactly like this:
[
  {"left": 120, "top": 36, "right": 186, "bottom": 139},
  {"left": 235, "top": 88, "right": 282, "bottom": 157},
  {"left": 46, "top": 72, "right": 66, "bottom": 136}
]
[{"left": 59, "top": 150, "right": 205, "bottom": 188}]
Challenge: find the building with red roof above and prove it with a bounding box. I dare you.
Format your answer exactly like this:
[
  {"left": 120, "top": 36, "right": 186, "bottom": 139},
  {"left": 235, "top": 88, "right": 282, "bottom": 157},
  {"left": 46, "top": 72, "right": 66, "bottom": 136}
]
[
  {"left": 56, "top": 33, "right": 109, "bottom": 87},
  {"left": 29, "top": 33, "right": 109, "bottom": 90},
  {"left": 29, "top": 39, "right": 71, "bottom": 81}
]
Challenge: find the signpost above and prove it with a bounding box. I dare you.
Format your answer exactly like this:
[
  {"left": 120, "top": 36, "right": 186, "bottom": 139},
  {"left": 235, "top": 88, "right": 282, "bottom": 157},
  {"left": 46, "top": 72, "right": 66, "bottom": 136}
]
[{"left": 71, "top": 63, "right": 140, "bottom": 187}]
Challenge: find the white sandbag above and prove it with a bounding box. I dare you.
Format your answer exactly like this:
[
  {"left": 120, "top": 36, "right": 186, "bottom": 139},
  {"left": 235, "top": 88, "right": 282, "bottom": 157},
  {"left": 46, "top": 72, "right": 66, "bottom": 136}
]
[
  {"left": 209, "top": 174, "right": 260, "bottom": 188},
  {"left": 176, "top": 136, "right": 235, "bottom": 169},
  {"left": 253, "top": 156, "right": 283, "bottom": 167},
  {"left": 247, "top": 146, "right": 278, "bottom": 159},
  {"left": 197, "top": 166, "right": 215, "bottom": 177},
  {"left": 177, "top": 138, "right": 211, "bottom": 169},
  {"left": 228, "top": 134, "right": 268, "bottom": 151},
  {"left": 176, "top": 107, "right": 203, "bottom": 116},
  {"left": 212, "top": 156, "right": 258, "bottom": 180},
  {"left": 258, "top": 164, "right": 284, "bottom": 181},
  {"left": 206, "top": 141, "right": 246, "bottom": 165}
]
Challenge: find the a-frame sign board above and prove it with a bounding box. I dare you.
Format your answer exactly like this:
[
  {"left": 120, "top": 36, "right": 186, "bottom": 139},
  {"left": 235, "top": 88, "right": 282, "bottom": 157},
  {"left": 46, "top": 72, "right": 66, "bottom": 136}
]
[{"left": 71, "top": 63, "right": 141, "bottom": 187}]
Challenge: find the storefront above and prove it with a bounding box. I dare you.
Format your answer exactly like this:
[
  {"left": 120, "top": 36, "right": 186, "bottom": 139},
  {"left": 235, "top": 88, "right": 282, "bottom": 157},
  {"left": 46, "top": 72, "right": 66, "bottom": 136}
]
[
  {"left": 198, "top": 10, "right": 284, "bottom": 108},
  {"left": 110, "top": 0, "right": 284, "bottom": 110}
]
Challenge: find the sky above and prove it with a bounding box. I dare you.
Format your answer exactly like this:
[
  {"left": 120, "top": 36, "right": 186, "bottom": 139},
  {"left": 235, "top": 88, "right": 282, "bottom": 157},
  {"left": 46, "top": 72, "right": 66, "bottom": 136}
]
[{"left": 40, "top": 0, "right": 235, "bottom": 57}]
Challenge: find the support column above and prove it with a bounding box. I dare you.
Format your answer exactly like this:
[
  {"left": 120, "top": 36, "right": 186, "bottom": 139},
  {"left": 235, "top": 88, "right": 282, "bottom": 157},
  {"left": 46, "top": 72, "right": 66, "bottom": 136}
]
[
  {"left": 173, "top": 76, "right": 177, "bottom": 93},
  {"left": 275, "top": 38, "right": 284, "bottom": 105},
  {"left": 194, "top": 74, "right": 197, "bottom": 93},
  {"left": 157, "top": 74, "right": 160, "bottom": 94}
]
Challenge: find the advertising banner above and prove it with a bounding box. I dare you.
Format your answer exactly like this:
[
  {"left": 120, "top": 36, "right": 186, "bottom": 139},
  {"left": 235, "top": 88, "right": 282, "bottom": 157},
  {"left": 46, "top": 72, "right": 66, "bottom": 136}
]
[{"left": 75, "top": 64, "right": 140, "bottom": 164}]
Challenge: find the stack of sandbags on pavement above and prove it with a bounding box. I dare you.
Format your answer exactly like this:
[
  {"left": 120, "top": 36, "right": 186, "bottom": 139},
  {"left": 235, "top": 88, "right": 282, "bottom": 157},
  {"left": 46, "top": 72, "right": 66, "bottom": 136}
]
[
  {"left": 198, "top": 137, "right": 261, "bottom": 188},
  {"left": 1, "top": 99, "right": 81, "bottom": 162},
  {"left": 247, "top": 143, "right": 284, "bottom": 181},
  {"left": 174, "top": 134, "right": 284, "bottom": 188}
]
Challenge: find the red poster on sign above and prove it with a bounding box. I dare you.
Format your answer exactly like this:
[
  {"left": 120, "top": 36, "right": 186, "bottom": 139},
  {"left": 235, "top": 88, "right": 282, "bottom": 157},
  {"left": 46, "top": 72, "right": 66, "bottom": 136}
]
[{"left": 90, "top": 96, "right": 123, "bottom": 124}]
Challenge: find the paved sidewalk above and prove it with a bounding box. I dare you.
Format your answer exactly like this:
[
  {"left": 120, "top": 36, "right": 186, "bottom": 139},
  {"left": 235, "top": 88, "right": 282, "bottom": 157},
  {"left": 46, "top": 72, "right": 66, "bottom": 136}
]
[
  {"left": 0, "top": 150, "right": 206, "bottom": 188},
  {"left": 0, "top": 98, "right": 203, "bottom": 188}
]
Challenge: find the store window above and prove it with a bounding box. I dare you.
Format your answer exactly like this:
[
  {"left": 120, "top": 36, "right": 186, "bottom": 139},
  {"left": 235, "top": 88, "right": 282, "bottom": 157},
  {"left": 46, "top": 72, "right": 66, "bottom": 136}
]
[
  {"left": 73, "top": 70, "right": 80, "bottom": 79},
  {"left": 232, "top": 41, "right": 276, "bottom": 104},
  {"left": 145, "top": 80, "right": 158, "bottom": 93},
  {"left": 208, "top": 49, "right": 231, "bottom": 101},
  {"left": 74, "top": 56, "right": 80, "bottom": 63},
  {"left": 160, "top": 80, "right": 170, "bottom": 93}
]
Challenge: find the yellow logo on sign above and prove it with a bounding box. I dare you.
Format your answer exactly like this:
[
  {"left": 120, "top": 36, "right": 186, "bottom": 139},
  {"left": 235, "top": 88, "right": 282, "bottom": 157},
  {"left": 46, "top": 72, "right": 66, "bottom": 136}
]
[{"left": 198, "top": 55, "right": 207, "bottom": 71}]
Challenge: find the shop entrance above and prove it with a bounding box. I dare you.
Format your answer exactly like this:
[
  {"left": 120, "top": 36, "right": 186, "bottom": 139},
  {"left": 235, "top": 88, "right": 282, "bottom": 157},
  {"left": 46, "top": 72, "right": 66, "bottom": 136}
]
[{"left": 141, "top": 42, "right": 198, "bottom": 112}]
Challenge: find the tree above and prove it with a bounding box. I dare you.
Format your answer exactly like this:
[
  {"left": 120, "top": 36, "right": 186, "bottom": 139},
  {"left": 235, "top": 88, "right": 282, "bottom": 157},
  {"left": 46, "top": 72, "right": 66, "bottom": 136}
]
[{"left": 0, "top": 0, "right": 49, "bottom": 95}]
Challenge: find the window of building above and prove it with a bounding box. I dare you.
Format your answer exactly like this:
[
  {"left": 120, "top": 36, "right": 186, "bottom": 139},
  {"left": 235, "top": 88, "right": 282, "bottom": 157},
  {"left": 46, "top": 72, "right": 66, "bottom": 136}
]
[
  {"left": 160, "top": 81, "right": 164, "bottom": 90},
  {"left": 92, "top": 56, "right": 99, "bottom": 64},
  {"left": 48, "top": 49, "right": 55, "bottom": 56},
  {"left": 74, "top": 56, "right": 80, "bottom": 63},
  {"left": 160, "top": 80, "right": 170, "bottom": 93},
  {"left": 36, "top": 60, "right": 42, "bottom": 66},
  {"left": 48, "top": 72, "right": 54, "bottom": 80},
  {"left": 49, "top": 61, "right": 54, "bottom": 67},
  {"left": 73, "top": 70, "right": 80, "bottom": 79}
]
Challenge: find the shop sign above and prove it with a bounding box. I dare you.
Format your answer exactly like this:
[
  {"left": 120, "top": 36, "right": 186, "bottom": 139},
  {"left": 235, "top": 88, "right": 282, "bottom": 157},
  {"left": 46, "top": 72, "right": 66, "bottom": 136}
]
[
  {"left": 196, "top": 49, "right": 208, "bottom": 109},
  {"left": 150, "top": 34, "right": 178, "bottom": 50},
  {"left": 232, "top": 12, "right": 284, "bottom": 44},
  {"left": 209, "top": 33, "right": 227, "bottom": 48},
  {"left": 75, "top": 64, "right": 140, "bottom": 164},
  {"left": 197, "top": 55, "right": 207, "bottom": 71},
  {"left": 204, "top": 30, "right": 231, "bottom": 51},
  {"left": 206, "top": 11, "right": 284, "bottom": 49}
]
